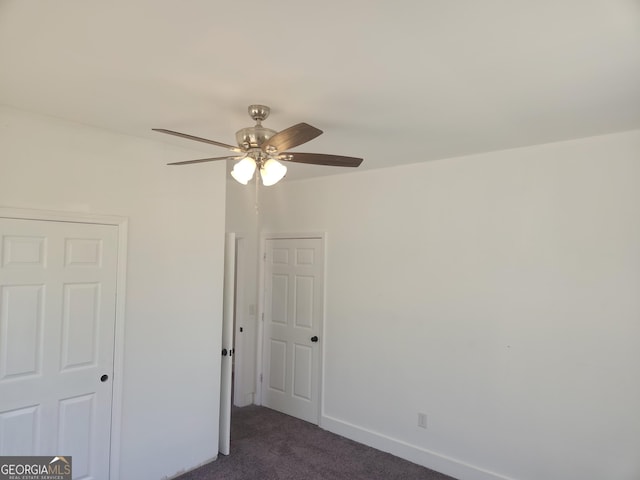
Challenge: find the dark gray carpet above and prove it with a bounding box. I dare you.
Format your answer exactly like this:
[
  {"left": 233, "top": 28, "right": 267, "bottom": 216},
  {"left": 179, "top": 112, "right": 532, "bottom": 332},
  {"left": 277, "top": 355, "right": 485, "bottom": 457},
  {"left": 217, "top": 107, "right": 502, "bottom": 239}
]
[{"left": 175, "top": 405, "right": 457, "bottom": 480}]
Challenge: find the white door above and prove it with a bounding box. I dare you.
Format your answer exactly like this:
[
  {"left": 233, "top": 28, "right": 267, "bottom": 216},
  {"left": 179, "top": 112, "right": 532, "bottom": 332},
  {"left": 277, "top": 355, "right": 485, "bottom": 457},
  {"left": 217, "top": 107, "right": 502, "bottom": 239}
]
[
  {"left": 0, "top": 218, "right": 118, "bottom": 480},
  {"left": 218, "top": 233, "right": 235, "bottom": 455},
  {"left": 262, "top": 237, "right": 323, "bottom": 424}
]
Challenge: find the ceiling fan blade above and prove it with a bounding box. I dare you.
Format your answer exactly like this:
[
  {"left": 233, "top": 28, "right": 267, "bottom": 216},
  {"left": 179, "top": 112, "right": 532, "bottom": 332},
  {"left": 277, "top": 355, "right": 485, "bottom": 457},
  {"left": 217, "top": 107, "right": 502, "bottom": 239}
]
[
  {"left": 153, "top": 128, "right": 242, "bottom": 152},
  {"left": 167, "top": 155, "right": 243, "bottom": 166},
  {"left": 261, "top": 123, "right": 323, "bottom": 153},
  {"left": 281, "top": 152, "right": 363, "bottom": 167}
]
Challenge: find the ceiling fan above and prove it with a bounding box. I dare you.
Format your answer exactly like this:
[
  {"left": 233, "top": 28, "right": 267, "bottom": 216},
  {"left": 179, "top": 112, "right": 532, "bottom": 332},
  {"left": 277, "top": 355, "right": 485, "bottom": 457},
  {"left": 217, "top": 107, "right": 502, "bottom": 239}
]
[{"left": 153, "top": 105, "right": 363, "bottom": 186}]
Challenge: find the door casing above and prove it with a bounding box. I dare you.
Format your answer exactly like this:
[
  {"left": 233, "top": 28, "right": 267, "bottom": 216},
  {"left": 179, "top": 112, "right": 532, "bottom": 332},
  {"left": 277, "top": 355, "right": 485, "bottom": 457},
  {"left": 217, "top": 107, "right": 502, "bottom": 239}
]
[{"left": 219, "top": 233, "right": 235, "bottom": 455}]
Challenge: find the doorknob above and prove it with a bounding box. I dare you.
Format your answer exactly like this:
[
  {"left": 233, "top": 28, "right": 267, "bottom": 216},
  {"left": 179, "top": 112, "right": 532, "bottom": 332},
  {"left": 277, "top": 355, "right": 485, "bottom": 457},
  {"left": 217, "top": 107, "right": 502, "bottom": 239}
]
[
  {"left": 310, "top": 336, "right": 318, "bottom": 343},
  {"left": 222, "top": 348, "right": 228, "bottom": 356}
]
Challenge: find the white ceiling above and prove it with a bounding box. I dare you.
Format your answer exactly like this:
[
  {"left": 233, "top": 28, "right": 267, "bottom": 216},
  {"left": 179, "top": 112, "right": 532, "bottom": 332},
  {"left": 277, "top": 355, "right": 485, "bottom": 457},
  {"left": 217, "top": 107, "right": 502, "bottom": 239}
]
[{"left": 1, "top": 1, "right": 639, "bottom": 180}]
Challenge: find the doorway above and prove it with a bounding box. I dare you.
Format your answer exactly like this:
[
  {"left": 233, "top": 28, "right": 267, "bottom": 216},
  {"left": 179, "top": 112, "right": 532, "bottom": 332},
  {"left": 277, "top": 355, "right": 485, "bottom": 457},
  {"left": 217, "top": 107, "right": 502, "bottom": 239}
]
[{"left": 219, "top": 233, "right": 251, "bottom": 455}]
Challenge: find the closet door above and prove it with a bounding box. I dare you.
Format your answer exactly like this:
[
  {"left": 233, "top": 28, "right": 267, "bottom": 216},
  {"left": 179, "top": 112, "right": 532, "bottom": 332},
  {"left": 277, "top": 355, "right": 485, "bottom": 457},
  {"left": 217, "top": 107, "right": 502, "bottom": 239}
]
[{"left": 0, "top": 218, "right": 118, "bottom": 480}]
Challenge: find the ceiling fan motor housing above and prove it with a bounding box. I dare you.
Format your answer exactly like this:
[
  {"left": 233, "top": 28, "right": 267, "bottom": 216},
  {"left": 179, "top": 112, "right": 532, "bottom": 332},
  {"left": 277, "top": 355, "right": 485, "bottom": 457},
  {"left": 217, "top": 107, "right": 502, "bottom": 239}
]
[
  {"left": 235, "top": 104, "right": 277, "bottom": 149},
  {"left": 235, "top": 125, "right": 277, "bottom": 150}
]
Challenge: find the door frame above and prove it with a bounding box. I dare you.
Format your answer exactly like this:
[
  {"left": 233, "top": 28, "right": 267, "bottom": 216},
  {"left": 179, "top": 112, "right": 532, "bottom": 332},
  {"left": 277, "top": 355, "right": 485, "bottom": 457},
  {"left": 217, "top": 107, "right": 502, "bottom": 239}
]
[
  {"left": 256, "top": 232, "right": 326, "bottom": 423},
  {"left": 219, "top": 232, "right": 235, "bottom": 455},
  {"left": 0, "top": 206, "right": 128, "bottom": 480}
]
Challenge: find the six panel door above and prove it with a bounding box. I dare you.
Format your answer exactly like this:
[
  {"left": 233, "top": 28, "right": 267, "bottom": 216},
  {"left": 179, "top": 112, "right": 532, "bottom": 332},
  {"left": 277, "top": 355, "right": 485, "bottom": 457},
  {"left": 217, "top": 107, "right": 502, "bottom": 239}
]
[
  {"left": 0, "top": 218, "right": 118, "bottom": 480},
  {"left": 263, "top": 237, "right": 323, "bottom": 424}
]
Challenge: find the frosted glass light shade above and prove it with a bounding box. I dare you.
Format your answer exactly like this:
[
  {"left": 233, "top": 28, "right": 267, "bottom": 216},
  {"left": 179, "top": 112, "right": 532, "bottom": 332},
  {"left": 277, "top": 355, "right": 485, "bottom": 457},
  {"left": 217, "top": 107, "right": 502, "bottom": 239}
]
[
  {"left": 260, "top": 159, "right": 287, "bottom": 186},
  {"left": 230, "top": 157, "right": 256, "bottom": 185}
]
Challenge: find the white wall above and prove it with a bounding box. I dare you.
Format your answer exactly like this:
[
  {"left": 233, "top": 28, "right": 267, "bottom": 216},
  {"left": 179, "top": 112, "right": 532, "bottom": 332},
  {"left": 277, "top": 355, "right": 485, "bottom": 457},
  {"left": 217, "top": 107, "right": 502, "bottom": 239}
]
[
  {"left": 225, "top": 180, "right": 259, "bottom": 406},
  {"left": 0, "top": 105, "right": 226, "bottom": 479},
  {"left": 258, "top": 130, "right": 640, "bottom": 480}
]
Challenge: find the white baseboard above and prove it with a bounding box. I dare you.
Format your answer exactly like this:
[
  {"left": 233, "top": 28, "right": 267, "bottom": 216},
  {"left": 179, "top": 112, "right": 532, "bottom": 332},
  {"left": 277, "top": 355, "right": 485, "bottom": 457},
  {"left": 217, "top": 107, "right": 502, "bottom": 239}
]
[
  {"left": 319, "top": 414, "right": 515, "bottom": 480},
  {"left": 233, "top": 393, "right": 254, "bottom": 408},
  {"left": 164, "top": 456, "right": 217, "bottom": 480}
]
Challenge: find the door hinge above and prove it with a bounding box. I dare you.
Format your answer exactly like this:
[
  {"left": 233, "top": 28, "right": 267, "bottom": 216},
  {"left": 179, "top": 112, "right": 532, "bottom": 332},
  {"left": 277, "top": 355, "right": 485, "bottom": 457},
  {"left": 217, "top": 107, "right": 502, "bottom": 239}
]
[
  {"left": 263, "top": 252, "right": 266, "bottom": 261},
  {"left": 260, "top": 373, "right": 263, "bottom": 383},
  {"left": 261, "top": 312, "right": 264, "bottom": 322}
]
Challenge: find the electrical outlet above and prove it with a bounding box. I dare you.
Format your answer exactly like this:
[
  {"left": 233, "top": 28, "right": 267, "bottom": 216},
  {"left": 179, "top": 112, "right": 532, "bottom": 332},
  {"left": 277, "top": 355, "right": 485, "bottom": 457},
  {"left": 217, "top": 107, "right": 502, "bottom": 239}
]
[{"left": 417, "top": 412, "right": 428, "bottom": 429}]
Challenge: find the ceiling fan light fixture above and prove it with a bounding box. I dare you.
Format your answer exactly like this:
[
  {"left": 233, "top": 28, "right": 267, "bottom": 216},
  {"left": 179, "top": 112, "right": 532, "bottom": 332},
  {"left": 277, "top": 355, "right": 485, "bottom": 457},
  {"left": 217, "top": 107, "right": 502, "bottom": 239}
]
[
  {"left": 230, "top": 156, "right": 256, "bottom": 185},
  {"left": 260, "top": 158, "right": 287, "bottom": 186}
]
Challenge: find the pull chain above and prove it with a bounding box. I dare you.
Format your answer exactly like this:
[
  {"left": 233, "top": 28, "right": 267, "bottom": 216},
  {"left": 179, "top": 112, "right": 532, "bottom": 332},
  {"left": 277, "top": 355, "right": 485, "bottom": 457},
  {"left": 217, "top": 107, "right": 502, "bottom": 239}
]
[{"left": 254, "top": 167, "right": 260, "bottom": 215}]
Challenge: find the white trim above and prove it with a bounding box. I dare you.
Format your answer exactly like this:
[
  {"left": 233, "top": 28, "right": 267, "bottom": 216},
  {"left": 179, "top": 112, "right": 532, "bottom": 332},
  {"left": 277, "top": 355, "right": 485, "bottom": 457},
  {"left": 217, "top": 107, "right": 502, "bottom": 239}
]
[
  {"left": 319, "top": 232, "right": 328, "bottom": 424},
  {"left": 109, "top": 217, "right": 127, "bottom": 480},
  {"left": 0, "top": 206, "right": 125, "bottom": 226},
  {"left": 261, "top": 231, "right": 326, "bottom": 241},
  {"left": 257, "top": 232, "right": 326, "bottom": 424},
  {"left": 320, "top": 414, "right": 516, "bottom": 480},
  {"left": 219, "top": 233, "right": 236, "bottom": 455},
  {"left": 166, "top": 456, "right": 218, "bottom": 480},
  {"left": 0, "top": 206, "right": 127, "bottom": 480}
]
